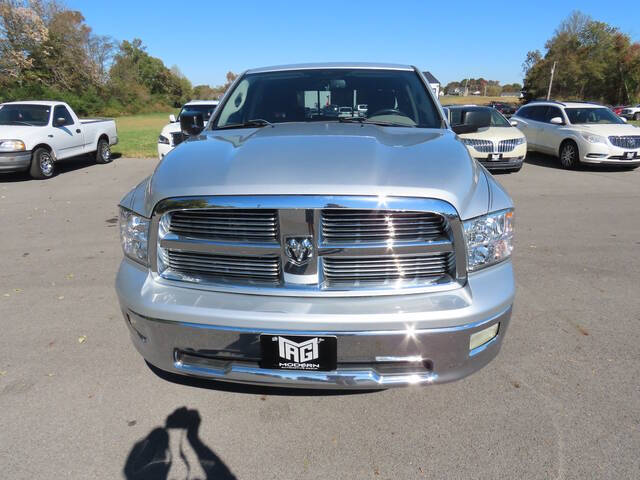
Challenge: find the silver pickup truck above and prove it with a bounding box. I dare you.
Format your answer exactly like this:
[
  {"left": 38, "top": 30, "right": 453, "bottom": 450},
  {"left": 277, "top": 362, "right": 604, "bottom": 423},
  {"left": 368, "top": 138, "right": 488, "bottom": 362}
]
[{"left": 116, "top": 63, "right": 515, "bottom": 389}]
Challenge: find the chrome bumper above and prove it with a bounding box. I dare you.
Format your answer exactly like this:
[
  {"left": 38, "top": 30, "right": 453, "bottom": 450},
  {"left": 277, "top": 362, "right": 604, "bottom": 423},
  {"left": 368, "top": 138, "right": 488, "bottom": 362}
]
[
  {"left": 0, "top": 151, "right": 31, "bottom": 172},
  {"left": 116, "top": 258, "right": 515, "bottom": 389},
  {"left": 123, "top": 306, "right": 510, "bottom": 388}
]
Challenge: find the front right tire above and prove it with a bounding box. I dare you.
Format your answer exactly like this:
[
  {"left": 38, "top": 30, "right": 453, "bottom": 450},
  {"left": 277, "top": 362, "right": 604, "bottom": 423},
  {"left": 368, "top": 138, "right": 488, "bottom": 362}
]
[
  {"left": 559, "top": 141, "right": 580, "bottom": 169},
  {"left": 29, "top": 147, "right": 55, "bottom": 179}
]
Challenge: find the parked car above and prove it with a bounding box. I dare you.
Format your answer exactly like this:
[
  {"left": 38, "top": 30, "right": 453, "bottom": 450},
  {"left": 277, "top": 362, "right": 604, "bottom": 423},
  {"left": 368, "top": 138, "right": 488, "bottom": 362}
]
[
  {"left": 611, "top": 105, "right": 629, "bottom": 116},
  {"left": 116, "top": 63, "right": 515, "bottom": 389},
  {"left": 619, "top": 104, "right": 640, "bottom": 121},
  {"left": 338, "top": 106, "right": 353, "bottom": 118},
  {"left": 356, "top": 104, "right": 368, "bottom": 116},
  {"left": 488, "top": 102, "right": 517, "bottom": 117},
  {"left": 0, "top": 101, "right": 117, "bottom": 179},
  {"left": 445, "top": 105, "right": 526, "bottom": 172},
  {"left": 511, "top": 101, "right": 640, "bottom": 169},
  {"left": 157, "top": 100, "right": 219, "bottom": 159}
]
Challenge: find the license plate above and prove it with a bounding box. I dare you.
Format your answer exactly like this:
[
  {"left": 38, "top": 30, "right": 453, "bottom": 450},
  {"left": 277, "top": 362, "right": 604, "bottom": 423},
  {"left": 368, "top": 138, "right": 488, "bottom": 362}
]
[
  {"left": 625, "top": 151, "right": 636, "bottom": 159},
  {"left": 260, "top": 335, "right": 337, "bottom": 371},
  {"left": 489, "top": 153, "right": 502, "bottom": 160}
]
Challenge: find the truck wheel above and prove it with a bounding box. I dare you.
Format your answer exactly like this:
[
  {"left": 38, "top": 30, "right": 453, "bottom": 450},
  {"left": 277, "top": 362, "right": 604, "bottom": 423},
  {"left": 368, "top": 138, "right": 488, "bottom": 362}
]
[
  {"left": 29, "top": 147, "right": 55, "bottom": 179},
  {"left": 95, "top": 138, "right": 112, "bottom": 164},
  {"left": 634, "top": 113, "right": 640, "bottom": 121},
  {"left": 559, "top": 141, "right": 579, "bottom": 169}
]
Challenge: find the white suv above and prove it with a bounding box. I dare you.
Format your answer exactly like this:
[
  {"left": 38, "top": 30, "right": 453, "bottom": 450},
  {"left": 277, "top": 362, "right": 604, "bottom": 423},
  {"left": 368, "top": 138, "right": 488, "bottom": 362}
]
[
  {"left": 620, "top": 105, "right": 640, "bottom": 121},
  {"left": 512, "top": 101, "right": 640, "bottom": 169}
]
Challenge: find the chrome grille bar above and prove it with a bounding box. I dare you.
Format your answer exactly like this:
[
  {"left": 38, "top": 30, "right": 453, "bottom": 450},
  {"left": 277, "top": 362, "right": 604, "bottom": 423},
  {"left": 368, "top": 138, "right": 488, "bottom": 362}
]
[
  {"left": 169, "top": 209, "right": 278, "bottom": 241},
  {"left": 608, "top": 136, "right": 640, "bottom": 149},
  {"left": 497, "top": 138, "right": 519, "bottom": 153},
  {"left": 167, "top": 251, "right": 281, "bottom": 283},
  {"left": 464, "top": 139, "right": 493, "bottom": 152},
  {"left": 322, "top": 210, "right": 445, "bottom": 243}
]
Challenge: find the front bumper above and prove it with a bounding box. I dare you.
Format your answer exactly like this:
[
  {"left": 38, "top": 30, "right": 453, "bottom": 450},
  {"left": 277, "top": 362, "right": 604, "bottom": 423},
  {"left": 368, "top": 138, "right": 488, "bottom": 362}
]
[
  {"left": 475, "top": 155, "right": 524, "bottom": 171},
  {"left": 0, "top": 150, "right": 31, "bottom": 172},
  {"left": 116, "top": 259, "right": 515, "bottom": 389},
  {"left": 579, "top": 143, "right": 640, "bottom": 165}
]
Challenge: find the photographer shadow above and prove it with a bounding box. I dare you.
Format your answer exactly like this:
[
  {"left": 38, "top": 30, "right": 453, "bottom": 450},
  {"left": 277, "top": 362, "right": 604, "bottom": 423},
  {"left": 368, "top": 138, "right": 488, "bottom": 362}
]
[{"left": 123, "top": 407, "right": 236, "bottom": 480}]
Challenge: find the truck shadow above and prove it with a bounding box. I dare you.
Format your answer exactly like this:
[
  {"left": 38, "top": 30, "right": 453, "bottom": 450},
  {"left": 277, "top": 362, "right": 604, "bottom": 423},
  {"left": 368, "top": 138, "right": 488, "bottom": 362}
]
[
  {"left": 146, "top": 361, "right": 381, "bottom": 397},
  {"left": 0, "top": 152, "right": 122, "bottom": 183},
  {"left": 123, "top": 406, "right": 237, "bottom": 480}
]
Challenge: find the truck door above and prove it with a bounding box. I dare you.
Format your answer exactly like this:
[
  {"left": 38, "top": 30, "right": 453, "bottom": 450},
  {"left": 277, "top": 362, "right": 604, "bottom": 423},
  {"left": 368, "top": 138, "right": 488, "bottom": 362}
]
[{"left": 50, "top": 105, "right": 84, "bottom": 159}]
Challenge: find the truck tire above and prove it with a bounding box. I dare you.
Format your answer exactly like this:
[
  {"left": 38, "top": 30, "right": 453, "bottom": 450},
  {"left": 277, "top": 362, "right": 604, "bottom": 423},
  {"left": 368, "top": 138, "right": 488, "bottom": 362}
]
[
  {"left": 559, "top": 141, "right": 580, "bottom": 169},
  {"left": 634, "top": 113, "right": 640, "bottom": 121},
  {"left": 29, "top": 147, "right": 55, "bottom": 179},
  {"left": 95, "top": 137, "right": 112, "bottom": 164}
]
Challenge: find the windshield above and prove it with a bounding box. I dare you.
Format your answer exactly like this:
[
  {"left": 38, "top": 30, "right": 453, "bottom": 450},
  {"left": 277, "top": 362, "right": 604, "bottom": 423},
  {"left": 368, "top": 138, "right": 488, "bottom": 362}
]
[
  {"left": 565, "top": 107, "right": 624, "bottom": 125},
  {"left": 213, "top": 69, "right": 441, "bottom": 128},
  {"left": 178, "top": 104, "right": 218, "bottom": 122},
  {"left": 0, "top": 104, "right": 51, "bottom": 126}
]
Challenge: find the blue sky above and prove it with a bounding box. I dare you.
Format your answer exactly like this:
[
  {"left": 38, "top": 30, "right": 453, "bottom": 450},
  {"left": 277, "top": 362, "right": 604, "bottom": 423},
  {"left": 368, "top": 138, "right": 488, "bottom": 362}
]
[{"left": 67, "top": 0, "right": 640, "bottom": 87}]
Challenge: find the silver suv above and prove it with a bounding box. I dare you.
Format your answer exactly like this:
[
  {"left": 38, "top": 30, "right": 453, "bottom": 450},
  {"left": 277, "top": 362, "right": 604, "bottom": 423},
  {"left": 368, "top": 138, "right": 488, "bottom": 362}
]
[
  {"left": 116, "top": 63, "right": 515, "bottom": 389},
  {"left": 512, "top": 101, "right": 640, "bottom": 169}
]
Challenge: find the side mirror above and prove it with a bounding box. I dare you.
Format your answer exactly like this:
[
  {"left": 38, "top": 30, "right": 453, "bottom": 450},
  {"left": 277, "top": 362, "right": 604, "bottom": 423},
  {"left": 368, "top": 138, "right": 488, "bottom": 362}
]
[
  {"left": 53, "top": 117, "right": 66, "bottom": 127},
  {"left": 180, "top": 112, "right": 204, "bottom": 137},
  {"left": 452, "top": 124, "right": 479, "bottom": 135},
  {"left": 169, "top": 114, "right": 176, "bottom": 123},
  {"left": 510, "top": 120, "right": 518, "bottom": 127},
  {"left": 550, "top": 117, "right": 564, "bottom": 125}
]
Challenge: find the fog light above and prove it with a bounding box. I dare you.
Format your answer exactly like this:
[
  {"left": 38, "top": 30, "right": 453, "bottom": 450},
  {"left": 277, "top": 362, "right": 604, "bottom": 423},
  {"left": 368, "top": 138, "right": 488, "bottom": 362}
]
[{"left": 469, "top": 323, "right": 499, "bottom": 351}]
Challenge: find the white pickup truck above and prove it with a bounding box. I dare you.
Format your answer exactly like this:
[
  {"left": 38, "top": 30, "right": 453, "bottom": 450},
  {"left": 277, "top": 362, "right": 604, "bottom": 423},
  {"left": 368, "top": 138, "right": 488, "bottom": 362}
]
[{"left": 0, "top": 101, "right": 118, "bottom": 179}]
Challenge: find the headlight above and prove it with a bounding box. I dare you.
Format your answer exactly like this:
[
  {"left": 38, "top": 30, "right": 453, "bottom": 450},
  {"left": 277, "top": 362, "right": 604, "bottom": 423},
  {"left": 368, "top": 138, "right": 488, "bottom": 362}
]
[
  {"left": 463, "top": 209, "right": 514, "bottom": 271},
  {"left": 158, "top": 134, "right": 170, "bottom": 145},
  {"left": 580, "top": 132, "right": 607, "bottom": 144},
  {"left": 513, "top": 137, "right": 526, "bottom": 145},
  {"left": 0, "top": 139, "right": 26, "bottom": 152},
  {"left": 119, "top": 207, "right": 150, "bottom": 265}
]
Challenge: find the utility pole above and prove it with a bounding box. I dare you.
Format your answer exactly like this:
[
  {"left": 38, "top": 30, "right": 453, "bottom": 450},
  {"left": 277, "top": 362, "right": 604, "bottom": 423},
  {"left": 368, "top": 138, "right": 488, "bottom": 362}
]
[{"left": 546, "top": 61, "right": 556, "bottom": 100}]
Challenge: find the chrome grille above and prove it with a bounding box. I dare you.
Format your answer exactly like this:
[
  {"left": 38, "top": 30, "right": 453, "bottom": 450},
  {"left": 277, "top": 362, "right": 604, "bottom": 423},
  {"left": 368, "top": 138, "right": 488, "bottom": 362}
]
[
  {"left": 497, "top": 138, "right": 521, "bottom": 153},
  {"left": 323, "top": 253, "right": 455, "bottom": 285},
  {"left": 153, "top": 196, "right": 466, "bottom": 296},
  {"left": 167, "top": 251, "right": 281, "bottom": 284},
  {"left": 169, "top": 209, "right": 278, "bottom": 242},
  {"left": 463, "top": 139, "right": 493, "bottom": 152},
  {"left": 608, "top": 136, "right": 640, "bottom": 149},
  {"left": 321, "top": 210, "right": 446, "bottom": 243},
  {"left": 171, "top": 132, "right": 185, "bottom": 146}
]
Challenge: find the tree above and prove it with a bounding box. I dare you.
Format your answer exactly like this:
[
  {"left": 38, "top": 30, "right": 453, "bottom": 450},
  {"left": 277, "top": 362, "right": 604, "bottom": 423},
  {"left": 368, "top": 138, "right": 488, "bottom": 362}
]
[{"left": 522, "top": 11, "right": 640, "bottom": 104}]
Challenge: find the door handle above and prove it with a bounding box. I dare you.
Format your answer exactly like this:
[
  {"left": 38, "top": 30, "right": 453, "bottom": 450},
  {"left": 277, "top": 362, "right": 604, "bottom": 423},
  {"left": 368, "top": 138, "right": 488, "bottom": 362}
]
[{"left": 76, "top": 129, "right": 81, "bottom": 134}]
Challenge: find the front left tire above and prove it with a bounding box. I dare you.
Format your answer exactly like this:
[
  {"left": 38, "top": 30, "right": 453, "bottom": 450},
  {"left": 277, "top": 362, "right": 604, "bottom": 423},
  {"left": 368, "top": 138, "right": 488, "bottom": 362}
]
[
  {"left": 559, "top": 141, "right": 580, "bottom": 169},
  {"left": 29, "top": 147, "right": 55, "bottom": 179}
]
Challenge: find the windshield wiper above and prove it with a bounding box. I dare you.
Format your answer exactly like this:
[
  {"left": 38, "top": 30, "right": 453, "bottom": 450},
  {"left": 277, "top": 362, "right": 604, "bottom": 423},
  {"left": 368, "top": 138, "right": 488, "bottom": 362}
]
[
  {"left": 216, "top": 119, "right": 273, "bottom": 130},
  {"left": 338, "top": 117, "right": 414, "bottom": 127}
]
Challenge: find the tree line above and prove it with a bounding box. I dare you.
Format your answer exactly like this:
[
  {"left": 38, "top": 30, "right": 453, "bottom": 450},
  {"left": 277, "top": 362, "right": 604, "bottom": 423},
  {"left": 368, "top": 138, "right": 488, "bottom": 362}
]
[
  {"left": 523, "top": 11, "right": 640, "bottom": 104},
  {"left": 0, "top": 0, "right": 234, "bottom": 116}
]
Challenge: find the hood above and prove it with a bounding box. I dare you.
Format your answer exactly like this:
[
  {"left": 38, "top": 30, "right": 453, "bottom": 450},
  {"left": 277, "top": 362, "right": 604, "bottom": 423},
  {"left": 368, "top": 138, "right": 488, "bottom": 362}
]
[
  {"left": 574, "top": 123, "right": 640, "bottom": 137},
  {"left": 144, "top": 122, "right": 490, "bottom": 219},
  {"left": 160, "top": 122, "right": 182, "bottom": 137},
  {"left": 458, "top": 125, "right": 525, "bottom": 142},
  {"left": 0, "top": 125, "right": 45, "bottom": 144}
]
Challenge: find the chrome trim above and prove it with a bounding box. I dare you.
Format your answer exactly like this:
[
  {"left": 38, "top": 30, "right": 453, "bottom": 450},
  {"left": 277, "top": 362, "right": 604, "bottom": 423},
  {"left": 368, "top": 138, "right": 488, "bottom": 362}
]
[
  {"left": 608, "top": 135, "right": 640, "bottom": 149},
  {"left": 149, "top": 195, "right": 467, "bottom": 297}
]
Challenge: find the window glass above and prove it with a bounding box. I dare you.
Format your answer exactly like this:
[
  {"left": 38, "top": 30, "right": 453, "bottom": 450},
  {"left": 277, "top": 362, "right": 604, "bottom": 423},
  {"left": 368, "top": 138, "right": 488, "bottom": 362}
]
[
  {"left": 528, "top": 106, "right": 548, "bottom": 122},
  {"left": 565, "top": 107, "right": 624, "bottom": 125},
  {"left": 0, "top": 104, "right": 50, "bottom": 126},
  {"left": 214, "top": 69, "right": 442, "bottom": 129},
  {"left": 543, "top": 106, "right": 563, "bottom": 123},
  {"left": 53, "top": 105, "right": 74, "bottom": 126}
]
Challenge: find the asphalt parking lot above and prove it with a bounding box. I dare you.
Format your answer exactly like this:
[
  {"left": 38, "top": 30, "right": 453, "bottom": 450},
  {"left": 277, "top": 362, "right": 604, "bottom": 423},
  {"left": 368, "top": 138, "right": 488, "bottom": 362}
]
[{"left": 1, "top": 154, "right": 639, "bottom": 479}]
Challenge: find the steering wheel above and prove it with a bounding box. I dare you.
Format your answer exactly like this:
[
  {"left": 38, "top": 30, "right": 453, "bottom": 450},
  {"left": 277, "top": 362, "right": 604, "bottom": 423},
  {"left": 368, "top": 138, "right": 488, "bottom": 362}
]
[{"left": 368, "top": 108, "right": 409, "bottom": 118}]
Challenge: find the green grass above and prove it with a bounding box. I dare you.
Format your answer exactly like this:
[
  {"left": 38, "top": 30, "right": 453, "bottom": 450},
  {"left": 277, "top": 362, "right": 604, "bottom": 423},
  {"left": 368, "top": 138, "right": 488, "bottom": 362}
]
[
  {"left": 631, "top": 120, "right": 640, "bottom": 127},
  {"left": 113, "top": 111, "right": 177, "bottom": 158}
]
